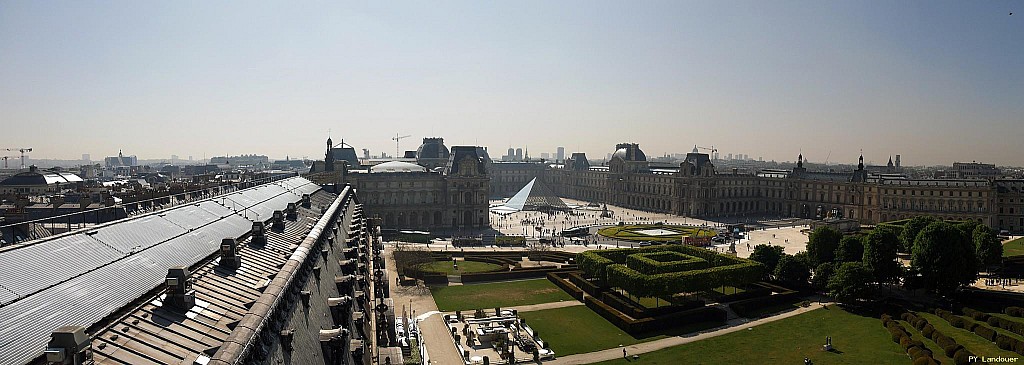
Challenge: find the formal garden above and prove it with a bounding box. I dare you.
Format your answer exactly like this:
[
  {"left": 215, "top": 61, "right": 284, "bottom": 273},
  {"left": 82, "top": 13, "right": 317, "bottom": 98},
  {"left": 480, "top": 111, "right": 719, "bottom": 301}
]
[
  {"left": 409, "top": 215, "right": 1020, "bottom": 364},
  {"left": 597, "top": 224, "right": 716, "bottom": 243}
]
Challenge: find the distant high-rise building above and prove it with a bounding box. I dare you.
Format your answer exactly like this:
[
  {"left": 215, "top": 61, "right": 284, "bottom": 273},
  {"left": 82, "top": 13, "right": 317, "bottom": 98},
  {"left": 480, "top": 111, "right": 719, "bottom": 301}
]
[
  {"left": 515, "top": 148, "right": 523, "bottom": 161},
  {"left": 188, "top": 155, "right": 193, "bottom": 161},
  {"left": 82, "top": 154, "right": 90, "bottom": 162},
  {"left": 556, "top": 146, "right": 565, "bottom": 162},
  {"left": 541, "top": 153, "right": 550, "bottom": 159},
  {"left": 171, "top": 154, "right": 179, "bottom": 161},
  {"left": 714, "top": 152, "right": 719, "bottom": 160},
  {"left": 727, "top": 153, "right": 732, "bottom": 160},
  {"left": 953, "top": 161, "right": 1001, "bottom": 179},
  {"left": 895, "top": 155, "right": 901, "bottom": 168}
]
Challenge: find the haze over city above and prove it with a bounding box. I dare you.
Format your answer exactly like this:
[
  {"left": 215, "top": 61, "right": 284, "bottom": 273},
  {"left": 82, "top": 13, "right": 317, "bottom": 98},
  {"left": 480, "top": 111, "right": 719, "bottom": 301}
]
[{"left": 1, "top": 1, "right": 1020, "bottom": 166}]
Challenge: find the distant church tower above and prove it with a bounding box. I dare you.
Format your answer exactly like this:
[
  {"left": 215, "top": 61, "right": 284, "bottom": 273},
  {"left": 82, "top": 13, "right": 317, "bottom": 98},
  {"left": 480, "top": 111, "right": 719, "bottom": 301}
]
[{"left": 325, "top": 137, "right": 335, "bottom": 172}]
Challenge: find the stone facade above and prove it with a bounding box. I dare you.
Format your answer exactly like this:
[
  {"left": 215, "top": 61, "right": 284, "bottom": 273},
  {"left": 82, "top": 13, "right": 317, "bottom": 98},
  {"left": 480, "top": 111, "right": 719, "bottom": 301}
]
[
  {"left": 342, "top": 141, "right": 490, "bottom": 231},
  {"left": 489, "top": 143, "right": 1022, "bottom": 233}
]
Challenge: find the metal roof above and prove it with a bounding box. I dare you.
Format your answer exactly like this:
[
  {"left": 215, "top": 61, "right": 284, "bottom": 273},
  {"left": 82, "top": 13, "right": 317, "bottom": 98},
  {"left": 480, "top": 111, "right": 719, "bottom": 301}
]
[{"left": 0, "top": 176, "right": 323, "bottom": 365}]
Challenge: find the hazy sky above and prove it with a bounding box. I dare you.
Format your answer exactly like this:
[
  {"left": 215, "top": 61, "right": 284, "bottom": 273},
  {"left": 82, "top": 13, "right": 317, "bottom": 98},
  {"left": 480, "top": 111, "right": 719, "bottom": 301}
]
[{"left": 1, "top": 1, "right": 1021, "bottom": 166}]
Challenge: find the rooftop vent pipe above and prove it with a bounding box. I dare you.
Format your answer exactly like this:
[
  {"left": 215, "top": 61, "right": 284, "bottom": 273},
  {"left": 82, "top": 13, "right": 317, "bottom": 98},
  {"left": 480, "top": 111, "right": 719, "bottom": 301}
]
[
  {"left": 286, "top": 203, "right": 297, "bottom": 220},
  {"left": 272, "top": 210, "right": 285, "bottom": 230},
  {"left": 164, "top": 266, "right": 195, "bottom": 311},
  {"left": 251, "top": 221, "right": 267, "bottom": 246},
  {"left": 45, "top": 326, "right": 92, "bottom": 365},
  {"left": 220, "top": 238, "right": 241, "bottom": 269}
]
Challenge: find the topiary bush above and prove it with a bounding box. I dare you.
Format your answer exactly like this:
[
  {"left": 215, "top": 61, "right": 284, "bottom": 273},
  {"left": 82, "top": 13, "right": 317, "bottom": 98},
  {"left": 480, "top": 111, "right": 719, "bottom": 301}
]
[
  {"left": 913, "top": 357, "right": 938, "bottom": 365},
  {"left": 988, "top": 316, "right": 1001, "bottom": 327},
  {"left": 1006, "top": 306, "right": 1024, "bottom": 317},
  {"left": 996, "top": 334, "right": 1015, "bottom": 350},
  {"left": 974, "top": 325, "right": 997, "bottom": 342},
  {"left": 953, "top": 348, "right": 975, "bottom": 365},
  {"left": 934, "top": 333, "right": 956, "bottom": 349},
  {"left": 922, "top": 324, "right": 935, "bottom": 338},
  {"left": 943, "top": 344, "right": 963, "bottom": 358},
  {"left": 963, "top": 307, "right": 990, "bottom": 321}
]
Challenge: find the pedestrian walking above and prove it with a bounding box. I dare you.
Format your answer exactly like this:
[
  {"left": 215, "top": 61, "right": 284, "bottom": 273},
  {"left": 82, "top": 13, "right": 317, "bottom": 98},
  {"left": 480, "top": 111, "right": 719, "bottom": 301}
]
[{"left": 623, "top": 348, "right": 627, "bottom": 358}]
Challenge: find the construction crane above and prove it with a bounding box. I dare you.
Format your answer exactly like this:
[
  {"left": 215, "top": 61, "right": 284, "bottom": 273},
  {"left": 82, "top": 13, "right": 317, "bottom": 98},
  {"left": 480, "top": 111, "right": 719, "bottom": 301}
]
[
  {"left": 3, "top": 148, "right": 32, "bottom": 168},
  {"left": 0, "top": 156, "right": 11, "bottom": 169},
  {"left": 391, "top": 133, "right": 411, "bottom": 159}
]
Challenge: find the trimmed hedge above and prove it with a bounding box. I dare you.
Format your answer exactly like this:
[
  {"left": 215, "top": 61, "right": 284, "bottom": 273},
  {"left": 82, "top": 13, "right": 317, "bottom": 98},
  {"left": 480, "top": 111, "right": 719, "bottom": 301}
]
[
  {"left": 495, "top": 236, "right": 526, "bottom": 246},
  {"left": 728, "top": 289, "right": 801, "bottom": 318},
  {"left": 702, "top": 283, "right": 772, "bottom": 303},
  {"left": 626, "top": 251, "right": 708, "bottom": 274},
  {"left": 460, "top": 267, "right": 577, "bottom": 283},
  {"left": 576, "top": 244, "right": 765, "bottom": 290},
  {"left": 568, "top": 272, "right": 601, "bottom": 296},
  {"left": 421, "top": 274, "right": 449, "bottom": 285},
  {"left": 546, "top": 272, "right": 584, "bottom": 301},
  {"left": 527, "top": 251, "right": 576, "bottom": 263},
  {"left": 607, "top": 261, "right": 763, "bottom": 298},
  {"left": 583, "top": 295, "right": 726, "bottom": 334}
]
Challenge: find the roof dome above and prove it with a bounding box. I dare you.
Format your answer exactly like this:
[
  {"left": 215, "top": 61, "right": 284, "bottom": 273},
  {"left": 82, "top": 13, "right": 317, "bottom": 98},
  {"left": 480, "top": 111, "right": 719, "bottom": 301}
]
[
  {"left": 416, "top": 137, "right": 450, "bottom": 160},
  {"left": 0, "top": 171, "right": 83, "bottom": 186},
  {"left": 611, "top": 143, "right": 646, "bottom": 162},
  {"left": 369, "top": 161, "right": 427, "bottom": 173}
]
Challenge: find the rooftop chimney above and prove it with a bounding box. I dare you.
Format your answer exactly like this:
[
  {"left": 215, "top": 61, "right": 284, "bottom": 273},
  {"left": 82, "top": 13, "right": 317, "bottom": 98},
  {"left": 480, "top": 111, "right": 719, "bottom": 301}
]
[
  {"left": 272, "top": 210, "right": 285, "bottom": 230},
  {"left": 45, "top": 326, "right": 92, "bottom": 365},
  {"left": 286, "top": 203, "right": 297, "bottom": 220},
  {"left": 301, "top": 194, "right": 311, "bottom": 208},
  {"left": 219, "top": 238, "right": 241, "bottom": 269},
  {"left": 164, "top": 266, "right": 195, "bottom": 311},
  {"left": 250, "top": 221, "right": 267, "bottom": 246}
]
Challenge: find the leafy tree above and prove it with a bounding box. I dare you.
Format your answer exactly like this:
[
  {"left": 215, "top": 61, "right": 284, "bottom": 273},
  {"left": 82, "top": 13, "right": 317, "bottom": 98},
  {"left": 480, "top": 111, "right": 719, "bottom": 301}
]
[
  {"left": 812, "top": 262, "right": 837, "bottom": 289},
  {"left": 807, "top": 226, "right": 842, "bottom": 265},
  {"left": 911, "top": 221, "right": 979, "bottom": 294},
  {"left": 793, "top": 251, "right": 813, "bottom": 270},
  {"left": 862, "top": 226, "right": 900, "bottom": 284},
  {"left": 827, "top": 262, "right": 873, "bottom": 303},
  {"left": 899, "top": 216, "right": 936, "bottom": 252},
  {"left": 973, "top": 225, "right": 1003, "bottom": 269},
  {"left": 834, "top": 235, "right": 865, "bottom": 263},
  {"left": 749, "top": 244, "right": 784, "bottom": 278},
  {"left": 775, "top": 254, "right": 811, "bottom": 283}
]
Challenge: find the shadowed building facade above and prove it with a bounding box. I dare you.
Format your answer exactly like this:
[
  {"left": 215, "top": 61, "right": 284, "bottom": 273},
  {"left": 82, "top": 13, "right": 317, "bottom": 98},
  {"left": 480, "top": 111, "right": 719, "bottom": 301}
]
[{"left": 345, "top": 144, "right": 490, "bottom": 231}]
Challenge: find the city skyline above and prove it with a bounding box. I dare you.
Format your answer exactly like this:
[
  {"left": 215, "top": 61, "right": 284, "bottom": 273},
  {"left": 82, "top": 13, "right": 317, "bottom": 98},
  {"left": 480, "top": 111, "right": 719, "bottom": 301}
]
[{"left": 2, "top": 1, "right": 1021, "bottom": 165}]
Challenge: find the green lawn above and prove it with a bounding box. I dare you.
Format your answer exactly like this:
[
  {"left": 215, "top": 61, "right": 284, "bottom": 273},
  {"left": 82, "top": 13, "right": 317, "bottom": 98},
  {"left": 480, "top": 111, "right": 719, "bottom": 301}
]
[
  {"left": 917, "top": 312, "right": 1020, "bottom": 359},
  {"left": 519, "top": 305, "right": 719, "bottom": 356},
  {"left": 430, "top": 279, "right": 575, "bottom": 311},
  {"left": 1004, "top": 237, "right": 1024, "bottom": 257},
  {"left": 592, "top": 305, "right": 909, "bottom": 365},
  {"left": 416, "top": 260, "right": 505, "bottom": 275}
]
